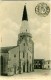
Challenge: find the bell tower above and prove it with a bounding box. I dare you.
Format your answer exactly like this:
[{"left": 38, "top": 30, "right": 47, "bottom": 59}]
[{"left": 17, "top": 5, "right": 32, "bottom": 45}]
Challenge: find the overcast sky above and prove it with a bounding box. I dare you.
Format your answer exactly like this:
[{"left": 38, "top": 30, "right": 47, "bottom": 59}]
[{"left": 0, "top": 1, "right": 50, "bottom": 60}]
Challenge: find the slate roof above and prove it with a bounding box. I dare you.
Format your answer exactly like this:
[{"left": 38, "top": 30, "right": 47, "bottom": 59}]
[
  {"left": 0, "top": 46, "right": 17, "bottom": 53},
  {"left": 22, "top": 5, "right": 28, "bottom": 21}
]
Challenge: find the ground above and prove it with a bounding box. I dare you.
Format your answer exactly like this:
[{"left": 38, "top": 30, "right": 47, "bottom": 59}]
[{"left": 0, "top": 69, "right": 51, "bottom": 80}]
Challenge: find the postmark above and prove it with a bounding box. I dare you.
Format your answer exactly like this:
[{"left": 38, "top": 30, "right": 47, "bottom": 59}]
[{"left": 35, "top": 2, "right": 50, "bottom": 17}]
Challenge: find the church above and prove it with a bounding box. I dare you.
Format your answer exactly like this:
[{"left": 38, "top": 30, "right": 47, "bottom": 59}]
[{"left": 0, "top": 5, "right": 34, "bottom": 76}]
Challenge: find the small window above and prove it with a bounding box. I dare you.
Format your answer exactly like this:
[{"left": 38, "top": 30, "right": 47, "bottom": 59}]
[
  {"left": 8, "top": 68, "right": 9, "bottom": 72},
  {"left": 22, "top": 37, "right": 23, "bottom": 39},
  {"left": 26, "top": 29, "right": 27, "bottom": 32},
  {"left": 23, "top": 52, "right": 25, "bottom": 58},
  {"left": 48, "top": 65, "right": 50, "bottom": 68},
  {"left": 14, "top": 54, "right": 16, "bottom": 57},
  {"left": 48, "top": 62, "right": 49, "bottom": 64},
  {"left": 24, "top": 43, "right": 25, "bottom": 46}
]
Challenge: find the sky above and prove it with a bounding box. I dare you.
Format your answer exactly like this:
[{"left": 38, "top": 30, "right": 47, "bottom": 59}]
[{"left": 0, "top": 1, "right": 50, "bottom": 60}]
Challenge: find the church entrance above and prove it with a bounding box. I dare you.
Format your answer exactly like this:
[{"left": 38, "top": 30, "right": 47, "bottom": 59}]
[
  {"left": 1, "top": 56, "right": 3, "bottom": 75},
  {"left": 14, "top": 65, "right": 16, "bottom": 74},
  {"left": 23, "top": 63, "right": 25, "bottom": 72},
  {"left": 27, "top": 60, "right": 28, "bottom": 72},
  {"left": 30, "top": 64, "right": 31, "bottom": 71}
]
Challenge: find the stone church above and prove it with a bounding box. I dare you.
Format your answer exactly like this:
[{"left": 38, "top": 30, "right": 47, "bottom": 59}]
[{"left": 0, "top": 5, "right": 34, "bottom": 76}]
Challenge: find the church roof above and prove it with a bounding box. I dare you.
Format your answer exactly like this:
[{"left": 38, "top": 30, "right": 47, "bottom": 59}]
[
  {"left": 22, "top": 5, "right": 28, "bottom": 21},
  {"left": 0, "top": 46, "right": 17, "bottom": 53}
]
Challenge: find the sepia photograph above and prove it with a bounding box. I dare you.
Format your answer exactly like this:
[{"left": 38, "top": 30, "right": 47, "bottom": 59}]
[{"left": 0, "top": 0, "right": 51, "bottom": 80}]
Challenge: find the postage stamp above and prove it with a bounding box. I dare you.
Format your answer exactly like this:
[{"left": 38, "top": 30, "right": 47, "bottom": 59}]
[
  {"left": 35, "top": 2, "right": 50, "bottom": 17},
  {"left": 0, "top": 0, "right": 51, "bottom": 80}
]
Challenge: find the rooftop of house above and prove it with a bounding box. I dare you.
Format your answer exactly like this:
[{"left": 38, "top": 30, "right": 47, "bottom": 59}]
[{"left": 34, "top": 59, "right": 44, "bottom": 61}]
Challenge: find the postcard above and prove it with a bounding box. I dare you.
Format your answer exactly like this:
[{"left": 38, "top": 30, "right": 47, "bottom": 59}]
[{"left": 0, "top": 0, "right": 51, "bottom": 80}]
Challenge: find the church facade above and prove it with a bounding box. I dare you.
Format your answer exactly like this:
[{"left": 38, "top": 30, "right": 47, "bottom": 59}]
[{"left": 0, "top": 5, "right": 34, "bottom": 76}]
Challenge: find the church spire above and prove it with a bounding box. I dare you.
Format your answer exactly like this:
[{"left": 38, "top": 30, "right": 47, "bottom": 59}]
[
  {"left": 22, "top": 5, "right": 28, "bottom": 21},
  {"left": 17, "top": 4, "right": 32, "bottom": 45}
]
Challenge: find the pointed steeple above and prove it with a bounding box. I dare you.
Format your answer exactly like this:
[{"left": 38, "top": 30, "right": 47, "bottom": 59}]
[
  {"left": 22, "top": 5, "right": 28, "bottom": 21},
  {"left": 17, "top": 4, "right": 32, "bottom": 45}
]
